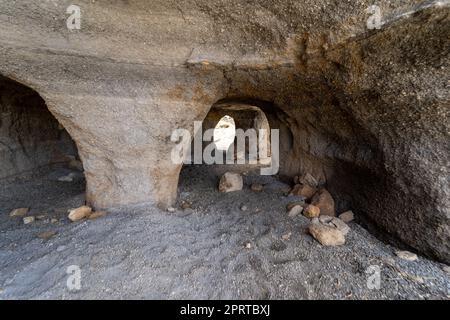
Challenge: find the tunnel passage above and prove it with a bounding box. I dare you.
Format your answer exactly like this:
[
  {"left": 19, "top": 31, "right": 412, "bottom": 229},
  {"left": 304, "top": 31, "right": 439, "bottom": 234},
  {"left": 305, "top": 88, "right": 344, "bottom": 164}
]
[{"left": 0, "top": 75, "right": 82, "bottom": 178}]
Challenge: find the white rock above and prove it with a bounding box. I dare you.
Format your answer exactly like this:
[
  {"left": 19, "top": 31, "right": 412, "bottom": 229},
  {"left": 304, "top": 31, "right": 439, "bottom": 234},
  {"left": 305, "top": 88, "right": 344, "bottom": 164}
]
[
  {"left": 167, "top": 207, "right": 176, "bottom": 213},
  {"left": 395, "top": 250, "right": 418, "bottom": 261},
  {"left": 23, "top": 216, "right": 35, "bottom": 224},
  {"left": 218, "top": 172, "right": 243, "bottom": 193}
]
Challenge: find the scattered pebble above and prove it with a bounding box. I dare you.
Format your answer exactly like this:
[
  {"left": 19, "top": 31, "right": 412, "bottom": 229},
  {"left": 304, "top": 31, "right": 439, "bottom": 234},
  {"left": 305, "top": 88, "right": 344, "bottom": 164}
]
[
  {"left": 442, "top": 265, "right": 450, "bottom": 274},
  {"left": 290, "top": 184, "right": 317, "bottom": 199},
  {"left": 23, "top": 216, "right": 35, "bottom": 224},
  {"left": 311, "top": 188, "right": 335, "bottom": 216},
  {"left": 288, "top": 205, "right": 303, "bottom": 218},
  {"left": 250, "top": 183, "right": 264, "bottom": 192},
  {"left": 58, "top": 172, "right": 76, "bottom": 182},
  {"left": 37, "top": 231, "right": 58, "bottom": 240},
  {"left": 240, "top": 205, "right": 248, "bottom": 211},
  {"left": 167, "top": 207, "right": 176, "bottom": 213},
  {"left": 395, "top": 250, "right": 418, "bottom": 261},
  {"left": 281, "top": 232, "right": 292, "bottom": 241},
  {"left": 68, "top": 206, "right": 92, "bottom": 221},
  {"left": 304, "top": 204, "right": 320, "bottom": 218},
  {"left": 9, "top": 208, "right": 29, "bottom": 217},
  {"left": 339, "top": 210, "right": 354, "bottom": 223},
  {"left": 180, "top": 200, "right": 192, "bottom": 210}
]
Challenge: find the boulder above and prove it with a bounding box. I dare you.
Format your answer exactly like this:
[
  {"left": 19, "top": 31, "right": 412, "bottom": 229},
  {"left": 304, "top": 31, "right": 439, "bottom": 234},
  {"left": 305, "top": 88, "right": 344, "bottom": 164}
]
[
  {"left": 308, "top": 222, "right": 345, "bottom": 246},
  {"left": 311, "top": 189, "right": 335, "bottom": 216},
  {"left": 303, "top": 204, "right": 320, "bottom": 218},
  {"left": 23, "top": 216, "right": 35, "bottom": 224},
  {"left": 218, "top": 172, "right": 243, "bottom": 193},
  {"left": 290, "top": 184, "right": 317, "bottom": 199},
  {"left": 299, "top": 173, "right": 318, "bottom": 187}
]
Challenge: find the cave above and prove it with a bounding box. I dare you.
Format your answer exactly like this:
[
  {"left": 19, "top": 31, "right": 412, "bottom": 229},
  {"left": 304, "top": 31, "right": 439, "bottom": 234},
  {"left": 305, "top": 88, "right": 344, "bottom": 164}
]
[
  {"left": 0, "top": 0, "right": 448, "bottom": 299},
  {"left": 0, "top": 75, "right": 85, "bottom": 218}
]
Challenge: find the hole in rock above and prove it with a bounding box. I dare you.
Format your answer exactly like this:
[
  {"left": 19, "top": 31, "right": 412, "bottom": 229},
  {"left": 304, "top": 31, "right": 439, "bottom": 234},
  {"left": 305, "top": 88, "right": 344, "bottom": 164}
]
[{"left": 0, "top": 75, "right": 86, "bottom": 224}]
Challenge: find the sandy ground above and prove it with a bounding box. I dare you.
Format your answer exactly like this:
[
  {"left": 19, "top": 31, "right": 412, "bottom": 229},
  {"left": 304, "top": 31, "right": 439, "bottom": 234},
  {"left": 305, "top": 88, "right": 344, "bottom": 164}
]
[{"left": 0, "top": 164, "right": 449, "bottom": 300}]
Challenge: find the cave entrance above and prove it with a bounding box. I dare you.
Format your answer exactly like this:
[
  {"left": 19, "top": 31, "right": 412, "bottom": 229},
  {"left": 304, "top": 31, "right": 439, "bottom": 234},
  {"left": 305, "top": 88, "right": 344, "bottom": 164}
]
[
  {"left": 178, "top": 101, "right": 278, "bottom": 198},
  {"left": 0, "top": 75, "right": 86, "bottom": 223}
]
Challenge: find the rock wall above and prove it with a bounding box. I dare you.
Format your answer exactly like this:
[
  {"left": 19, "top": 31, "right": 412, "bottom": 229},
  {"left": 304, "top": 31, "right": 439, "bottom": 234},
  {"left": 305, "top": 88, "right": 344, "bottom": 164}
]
[{"left": 0, "top": 0, "right": 448, "bottom": 262}]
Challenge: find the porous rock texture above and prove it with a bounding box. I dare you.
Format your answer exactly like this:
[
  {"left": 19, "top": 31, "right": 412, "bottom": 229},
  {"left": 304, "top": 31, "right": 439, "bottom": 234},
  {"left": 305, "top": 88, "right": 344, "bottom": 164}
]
[{"left": 0, "top": 1, "right": 449, "bottom": 262}]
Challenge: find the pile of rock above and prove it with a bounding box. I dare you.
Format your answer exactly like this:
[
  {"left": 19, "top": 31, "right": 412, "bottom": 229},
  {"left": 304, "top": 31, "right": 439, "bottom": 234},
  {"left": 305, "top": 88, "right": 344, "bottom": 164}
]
[{"left": 288, "top": 173, "right": 355, "bottom": 246}]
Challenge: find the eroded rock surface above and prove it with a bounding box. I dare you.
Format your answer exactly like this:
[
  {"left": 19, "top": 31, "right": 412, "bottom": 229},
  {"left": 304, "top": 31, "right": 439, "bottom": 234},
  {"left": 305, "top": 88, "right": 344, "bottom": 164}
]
[{"left": 0, "top": 1, "right": 448, "bottom": 262}]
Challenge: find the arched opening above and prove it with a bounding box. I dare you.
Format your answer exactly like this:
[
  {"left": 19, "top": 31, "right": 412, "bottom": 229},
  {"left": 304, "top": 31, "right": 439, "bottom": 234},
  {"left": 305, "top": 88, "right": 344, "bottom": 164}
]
[
  {"left": 0, "top": 75, "right": 86, "bottom": 223},
  {"left": 176, "top": 99, "right": 291, "bottom": 211}
]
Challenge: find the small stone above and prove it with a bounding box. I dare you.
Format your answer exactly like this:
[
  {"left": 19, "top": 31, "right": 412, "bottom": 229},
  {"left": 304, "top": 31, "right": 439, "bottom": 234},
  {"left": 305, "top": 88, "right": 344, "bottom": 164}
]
[
  {"left": 56, "top": 245, "right": 67, "bottom": 252},
  {"left": 442, "top": 265, "right": 450, "bottom": 274},
  {"left": 167, "top": 207, "right": 176, "bottom": 213},
  {"left": 37, "top": 230, "right": 57, "bottom": 240},
  {"left": 88, "top": 211, "right": 107, "bottom": 220},
  {"left": 58, "top": 172, "right": 75, "bottom": 182},
  {"left": 339, "top": 210, "right": 354, "bottom": 223},
  {"left": 240, "top": 205, "right": 248, "bottom": 211},
  {"left": 180, "top": 200, "right": 192, "bottom": 210},
  {"left": 311, "top": 188, "right": 335, "bottom": 216},
  {"left": 304, "top": 204, "right": 320, "bottom": 218},
  {"left": 330, "top": 217, "right": 350, "bottom": 236},
  {"left": 218, "top": 172, "right": 243, "bottom": 193},
  {"left": 299, "top": 173, "right": 318, "bottom": 187},
  {"left": 288, "top": 205, "right": 303, "bottom": 218},
  {"left": 308, "top": 222, "right": 345, "bottom": 246},
  {"left": 176, "top": 208, "right": 193, "bottom": 217},
  {"left": 286, "top": 201, "right": 304, "bottom": 211},
  {"left": 395, "top": 250, "right": 418, "bottom": 261},
  {"left": 23, "top": 216, "right": 35, "bottom": 224},
  {"left": 68, "top": 205, "right": 92, "bottom": 221},
  {"left": 290, "top": 184, "right": 317, "bottom": 199},
  {"left": 35, "top": 214, "right": 47, "bottom": 220},
  {"left": 9, "top": 208, "right": 29, "bottom": 217},
  {"left": 50, "top": 218, "right": 58, "bottom": 224},
  {"left": 281, "top": 232, "right": 292, "bottom": 241},
  {"left": 245, "top": 242, "right": 252, "bottom": 249},
  {"left": 251, "top": 183, "right": 264, "bottom": 192}
]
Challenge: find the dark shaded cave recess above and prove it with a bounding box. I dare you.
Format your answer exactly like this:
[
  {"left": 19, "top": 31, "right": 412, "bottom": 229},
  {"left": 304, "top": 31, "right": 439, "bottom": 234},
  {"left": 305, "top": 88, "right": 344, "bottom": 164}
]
[{"left": 0, "top": 75, "right": 84, "bottom": 182}]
